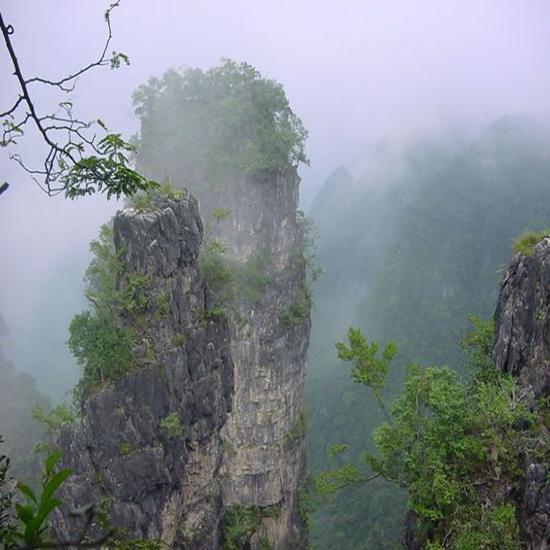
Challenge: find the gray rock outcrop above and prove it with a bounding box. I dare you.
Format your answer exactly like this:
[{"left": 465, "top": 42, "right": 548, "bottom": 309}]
[
  {"left": 52, "top": 166, "right": 311, "bottom": 548},
  {"left": 493, "top": 237, "right": 550, "bottom": 548},
  {"left": 52, "top": 195, "right": 234, "bottom": 548}
]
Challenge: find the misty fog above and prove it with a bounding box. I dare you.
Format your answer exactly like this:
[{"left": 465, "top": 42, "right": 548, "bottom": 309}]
[{"left": 1, "top": 1, "right": 550, "bottom": 547}]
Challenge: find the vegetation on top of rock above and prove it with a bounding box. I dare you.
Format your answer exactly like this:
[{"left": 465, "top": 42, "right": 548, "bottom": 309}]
[
  {"left": 512, "top": 229, "right": 550, "bottom": 256},
  {"left": 316, "top": 317, "right": 530, "bottom": 549},
  {"left": 133, "top": 59, "right": 308, "bottom": 188},
  {"left": 125, "top": 181, "right": 186, "bottom": 212}
]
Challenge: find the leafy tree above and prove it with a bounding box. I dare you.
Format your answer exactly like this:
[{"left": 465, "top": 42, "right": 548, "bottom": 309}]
[
  {"left": 317, "top": 319, "right": 528, "bottom": 549},
  {"left": 133, "top": 59, "right": 308, "bottom": 189}
]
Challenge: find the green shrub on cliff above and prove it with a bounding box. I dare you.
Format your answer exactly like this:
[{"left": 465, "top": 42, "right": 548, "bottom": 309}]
[
  {"left": 512, "top": 229, "right": 550, "bottom": 256},
  {"left": 68, "top": 223, "right": 141, "bottom": 405},
  {"left": 222, "top": 505, "right": 278, "bottom": 550},
  {"left": 160, "top": 413, "right": 184, "bottom": 439},
  {"left": 68, "top": 312, "right": 134, "bottom": 387}
]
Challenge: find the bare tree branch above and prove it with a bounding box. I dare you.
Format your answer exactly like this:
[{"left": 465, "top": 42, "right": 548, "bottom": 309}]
[
  {"left": 0, "top": 1, "right": 156, "bottom": 199},
  {"left": 24, "top": 1, "right": 121, "bottom": 93}
]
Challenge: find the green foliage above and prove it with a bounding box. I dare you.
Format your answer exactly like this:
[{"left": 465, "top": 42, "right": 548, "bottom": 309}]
[
  {"left": 155, "top": 291, "right": 170, "bottom": 319},
  {"left": 68, "top": 311, "right": 134, "bottom": 389},
  {"left": 238, "top": 247, "right": 274, "bottom": 304},
  {"left": 173, "top": 333, "right": 186, "bottom": 347},
  {"left": 126, "top": 180, "right": 186, "bottom": 212},
  {"left": 512, "top": 228, "right": 550, "bottom": 256},
  {"left": 321, "top": 320, "right": 527, "bottom": 548},
  {"left": 199, "top": 239, "right": 236, "bottom": 311},
  {"left": 460, "top": 315, "right": 495, "bottom": 372},
  {"left": 211, "top": 208, "right": 232, "bottom": 222},
  {"left": 278, "top": 212, "right": 319, "bottom": 332},
  {"left": 118, "top": 443, "right": 132, "bottom": 456},
  {"left": 160, "top": 413, "right": 184, "bottom": 439},
  {"left": 296, "top": 473, "right": 318, "bottom": 531},
  {"left": 31, "top": 405, "right": 75, "bottom": 433},
  {"left": 451, "top": 503, "right": 520, "bottom": 550},
  {"left": 119, "top": 273, "right": 150, "bottom": 316},
  {"left": 134, "top": 59, "right": 308, "bottom": 188},
  {"left": 64, "top": 133, "right": 159, "bottom": 200},
  {"left": 9, "top": 451, "right": 71, "bottom": 547},
  {"left": 68, "top": 222, "right": 159, "bottom": 405},
  {"left": 81, "top": 222, "right": 153, "bottom": 318},
  {"left": 31, "top": 404, "right": 76, "bottom": 454},
  {"left": 287, "top": 410, "right": 309, "bottom": 441},
  {"left": 294, "top": 211, "right": 323, "bottom": 285},
  {"left": 222, "top": 505, "right": 278, "bottom": 550},
  {"left": 84, "top": 223, "right": 122, "bottom": 313},
  {"left": 279, "top": 297, "right": 311, "bottom": 331},
  {"left": 336, "top": 328, "right": 396, "bottom": 404}
]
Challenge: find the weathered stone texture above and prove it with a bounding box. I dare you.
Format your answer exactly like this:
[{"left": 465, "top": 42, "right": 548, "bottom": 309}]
[
  {"left": 493, "top": 238, "right": 550, "bottom": 549},
  {"left": 52, "top": 196, "right": 233, "bottom": 548},
  {"left": 198, "top": 168, "right": 311, "bottom": 549},
  {"left": 493, "top": 237, "right": 550, "bottom": 397},
  {"left": 52, "top": 166, "right": 311, "bottom": 548}
]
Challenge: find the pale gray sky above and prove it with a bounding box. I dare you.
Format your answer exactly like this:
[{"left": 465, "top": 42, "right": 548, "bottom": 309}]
[{"left": 1, "top": 0, "right": 549, "bottom": 395}]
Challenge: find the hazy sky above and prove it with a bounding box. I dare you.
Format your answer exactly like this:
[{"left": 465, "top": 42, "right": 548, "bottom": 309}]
[{"left": 1, "top": 0, "right": 549, "bottom": 395}]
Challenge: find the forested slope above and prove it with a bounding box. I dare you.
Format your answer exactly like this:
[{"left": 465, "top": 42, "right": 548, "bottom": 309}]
[{"left": 306, "top": 118, "right": 550, "bottom": 548}]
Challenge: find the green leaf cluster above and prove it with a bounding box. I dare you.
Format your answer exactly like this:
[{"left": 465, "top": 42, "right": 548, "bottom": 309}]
[
  {"left": 323, "top": 319, "right": 529, "bottom": 548},
  {"left": 125, "top": 180, "right": 186, "bottom": 212},
  {"left": 63, "top": 133, "right": 159, "bottom": 200},
  {"left": 68, "top": 223, "right": 144, "bottom": 405},
  {"left": 287, "top": 410, "right": 309, "bottom": 441},
  {"left": 336, "top": 328, "right": 396, "bottom": 404},
  {"left": 8, "top": 451, "right": 71, "bottom": 547}
]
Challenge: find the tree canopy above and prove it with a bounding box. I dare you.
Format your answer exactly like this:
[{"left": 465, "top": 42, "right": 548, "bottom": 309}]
[{"left": 133, "top": 59, "right": 308, "bottom": 187}]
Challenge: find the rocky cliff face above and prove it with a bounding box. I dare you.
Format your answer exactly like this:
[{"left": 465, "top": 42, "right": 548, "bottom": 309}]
[
  {"left": 199, "top": 168, "right": 310, "bottom": 548},
  {"left": 52, "top": 168, "right": 310, "bottom": 548},
  {"left": 52, "top": 195, "right": 234, "bottom": 547},
  {"left": 493, "top": 238, "right": 550, "bottom": 548}
]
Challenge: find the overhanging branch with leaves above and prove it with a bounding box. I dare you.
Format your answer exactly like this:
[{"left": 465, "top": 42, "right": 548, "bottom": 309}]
[{"left": 0, "top": 1, "right": 157, "bottom": 199}]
